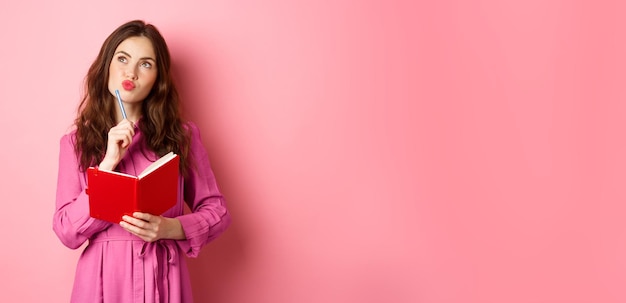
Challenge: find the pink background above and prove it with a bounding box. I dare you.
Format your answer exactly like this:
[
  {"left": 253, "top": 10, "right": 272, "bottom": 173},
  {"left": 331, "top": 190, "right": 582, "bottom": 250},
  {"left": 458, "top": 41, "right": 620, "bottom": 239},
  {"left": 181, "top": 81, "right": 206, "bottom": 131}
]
[{"left": 2, "top": 1, "right": 626, "bottom": 302}]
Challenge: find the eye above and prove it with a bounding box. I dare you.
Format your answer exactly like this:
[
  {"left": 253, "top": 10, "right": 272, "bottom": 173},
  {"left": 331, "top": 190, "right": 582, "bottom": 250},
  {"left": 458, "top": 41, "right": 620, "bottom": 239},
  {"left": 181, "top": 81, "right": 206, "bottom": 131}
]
[
  {"left": 117, "top": 56, "right": 128, "bottom": 63},
  {"left": 141, "top": 61, "right": 153, "bottom": 69}
]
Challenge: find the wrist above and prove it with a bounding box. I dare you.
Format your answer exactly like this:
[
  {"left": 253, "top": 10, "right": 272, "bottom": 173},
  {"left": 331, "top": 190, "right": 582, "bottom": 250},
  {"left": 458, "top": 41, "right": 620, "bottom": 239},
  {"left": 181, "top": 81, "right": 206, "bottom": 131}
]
[
  {"left": 98, "top": 159, "right": 116, "bottom": 171},
  {"left": 165, "top": 217, "right": 186, "bottom": 240}
]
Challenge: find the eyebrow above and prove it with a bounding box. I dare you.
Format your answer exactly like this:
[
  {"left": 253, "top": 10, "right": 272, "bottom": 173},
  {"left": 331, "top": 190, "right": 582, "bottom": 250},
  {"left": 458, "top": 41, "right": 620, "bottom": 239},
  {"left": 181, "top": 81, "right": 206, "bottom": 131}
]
[{"left": 114, "top": 50, "right": 156, "bottom": 62}]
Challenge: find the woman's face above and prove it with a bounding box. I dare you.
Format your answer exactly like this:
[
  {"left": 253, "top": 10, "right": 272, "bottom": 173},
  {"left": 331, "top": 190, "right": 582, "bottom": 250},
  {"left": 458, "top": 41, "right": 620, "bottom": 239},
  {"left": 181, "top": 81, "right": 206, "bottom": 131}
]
[{"left": 108, "top": 36, "right": 158, "bottom": 104}]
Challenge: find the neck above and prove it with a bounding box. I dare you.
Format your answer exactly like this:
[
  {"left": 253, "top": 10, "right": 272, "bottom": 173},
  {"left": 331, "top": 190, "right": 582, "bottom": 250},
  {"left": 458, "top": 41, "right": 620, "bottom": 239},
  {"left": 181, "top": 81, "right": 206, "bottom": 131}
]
[{"left": 116, "top": 103, "right": 142, "bottom": 123}]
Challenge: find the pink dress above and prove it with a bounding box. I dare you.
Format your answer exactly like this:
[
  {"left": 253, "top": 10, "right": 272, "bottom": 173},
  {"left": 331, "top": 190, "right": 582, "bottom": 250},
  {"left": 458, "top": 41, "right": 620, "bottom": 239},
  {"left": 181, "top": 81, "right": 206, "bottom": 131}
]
[{"left": 53, "top": 122, "right": 231, "bottom": 303}]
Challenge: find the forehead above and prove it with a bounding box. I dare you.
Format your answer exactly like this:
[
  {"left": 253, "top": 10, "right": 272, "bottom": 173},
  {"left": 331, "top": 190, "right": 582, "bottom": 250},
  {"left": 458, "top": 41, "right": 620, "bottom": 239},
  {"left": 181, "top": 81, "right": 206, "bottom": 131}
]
[{"left": 114, "top": 36, "right": 156, "bottom": 59}]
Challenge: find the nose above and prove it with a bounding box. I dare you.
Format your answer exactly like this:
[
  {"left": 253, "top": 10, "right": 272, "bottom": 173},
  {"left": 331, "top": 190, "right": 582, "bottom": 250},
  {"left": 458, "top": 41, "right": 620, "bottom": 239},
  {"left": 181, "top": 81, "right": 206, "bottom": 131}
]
[{"left": 125, "top": 67, "right": 138, "bottom": 80}]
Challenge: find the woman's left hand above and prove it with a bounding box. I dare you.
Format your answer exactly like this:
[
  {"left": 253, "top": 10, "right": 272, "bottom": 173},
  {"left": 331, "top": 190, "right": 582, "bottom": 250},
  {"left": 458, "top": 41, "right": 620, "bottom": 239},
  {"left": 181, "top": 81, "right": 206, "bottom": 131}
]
[{"left": 120, "top": 212, "right": 186, "bottom": 242}]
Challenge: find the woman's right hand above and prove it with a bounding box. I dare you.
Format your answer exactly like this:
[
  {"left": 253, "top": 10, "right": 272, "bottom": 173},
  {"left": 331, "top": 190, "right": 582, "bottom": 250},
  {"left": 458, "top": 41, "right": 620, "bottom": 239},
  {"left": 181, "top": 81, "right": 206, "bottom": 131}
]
[{"left": 98, "top": 119, "right": 135, "bottom": 171}]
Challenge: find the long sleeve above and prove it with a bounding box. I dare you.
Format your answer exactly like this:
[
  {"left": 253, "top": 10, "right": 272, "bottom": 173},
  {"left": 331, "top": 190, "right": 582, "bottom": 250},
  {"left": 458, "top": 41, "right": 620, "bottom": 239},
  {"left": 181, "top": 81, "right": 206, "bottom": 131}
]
[
  {"left": 176, "top": 122, "right": 231, "bottom": 257},
  {"left": 53, "top": 133, "right": 112, "bottom": 249}
]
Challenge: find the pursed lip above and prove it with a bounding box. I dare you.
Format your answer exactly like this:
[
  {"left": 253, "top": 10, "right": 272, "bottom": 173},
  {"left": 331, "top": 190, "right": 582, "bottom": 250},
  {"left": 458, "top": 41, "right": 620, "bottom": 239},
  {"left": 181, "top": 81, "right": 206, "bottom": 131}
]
[{"left": 122, "top": 80, "right": 135, "bottom": 90}]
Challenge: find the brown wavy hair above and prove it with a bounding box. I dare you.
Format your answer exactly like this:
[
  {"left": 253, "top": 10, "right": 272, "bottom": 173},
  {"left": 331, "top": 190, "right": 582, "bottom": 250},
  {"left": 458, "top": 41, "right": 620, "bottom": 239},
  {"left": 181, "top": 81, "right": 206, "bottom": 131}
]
[{"left": 74, "top": 20, "right": 191, "bottom": 176}]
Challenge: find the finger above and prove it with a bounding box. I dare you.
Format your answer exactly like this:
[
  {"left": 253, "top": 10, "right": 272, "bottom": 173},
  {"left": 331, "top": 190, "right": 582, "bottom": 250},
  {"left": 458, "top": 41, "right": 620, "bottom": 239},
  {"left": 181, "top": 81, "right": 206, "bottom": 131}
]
[
  {"left": 119, "top": 120, "right": 135, "bottom": 134},
  {"left": 119, "top": 133, "right": 133, "bottom": 148},
  {"left": 120, "top": 220, "right": 159, "bottom": 242},
  {"left": 132, "top": 212, "right": 154, "bottom": 222},
  {"left": 110, "top": 131, "right": 133, "bottom": 148},
  {"left": 110, "top": 124, "right": 134, "bottom": 137},
  {"left": 119, "top": 123, "right": 135, "bottom": 137},
  {"left": 120, "top": 221, "right": 142, "bottom": 234},
  {"left": 122, "top": 215, "right": 150, "bottom": 228},
  {"left": 120, "top": 221, "right": 153, "bottom": 241},
  {"left": 118, "top": 118, "right": 133, "bottom": 127}
]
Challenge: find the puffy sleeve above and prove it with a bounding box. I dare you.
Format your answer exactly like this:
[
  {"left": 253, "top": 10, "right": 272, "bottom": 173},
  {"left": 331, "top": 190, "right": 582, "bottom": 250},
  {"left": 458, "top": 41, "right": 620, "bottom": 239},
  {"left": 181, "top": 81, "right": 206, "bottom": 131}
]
[
  {"left": 53, "top": 133, "right": 112, "bottom": 249},
  {"left": 176, "top": 122, "right": 232, "bottom": 257}
]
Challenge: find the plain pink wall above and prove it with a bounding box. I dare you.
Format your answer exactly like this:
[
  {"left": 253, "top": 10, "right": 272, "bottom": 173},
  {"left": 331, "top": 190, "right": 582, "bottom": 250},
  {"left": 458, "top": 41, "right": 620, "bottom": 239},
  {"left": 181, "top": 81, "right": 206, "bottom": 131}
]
[{"left": 2, "top": 1, "right": 626, "bottom": 302}]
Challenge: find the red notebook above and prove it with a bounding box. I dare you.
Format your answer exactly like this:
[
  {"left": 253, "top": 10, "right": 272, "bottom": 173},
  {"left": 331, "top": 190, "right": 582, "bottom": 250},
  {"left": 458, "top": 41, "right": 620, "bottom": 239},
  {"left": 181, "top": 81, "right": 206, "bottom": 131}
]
[{"left": 86, "top": 152, "right": 179, "bottom": 223}]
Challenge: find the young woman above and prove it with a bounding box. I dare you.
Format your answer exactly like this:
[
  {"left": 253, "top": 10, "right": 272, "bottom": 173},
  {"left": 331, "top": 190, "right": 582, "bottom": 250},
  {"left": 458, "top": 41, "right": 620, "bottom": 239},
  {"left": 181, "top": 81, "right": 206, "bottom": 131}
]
[{"left": 53, "top": 20, "right": 231, "bottom": 302}]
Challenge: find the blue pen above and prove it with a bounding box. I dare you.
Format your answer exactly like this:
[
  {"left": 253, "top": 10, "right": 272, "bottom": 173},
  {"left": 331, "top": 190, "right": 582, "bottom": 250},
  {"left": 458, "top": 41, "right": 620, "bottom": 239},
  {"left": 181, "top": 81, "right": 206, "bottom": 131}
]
[{"left": 114, "top": 89, "right": 128, "bottom": 120}]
